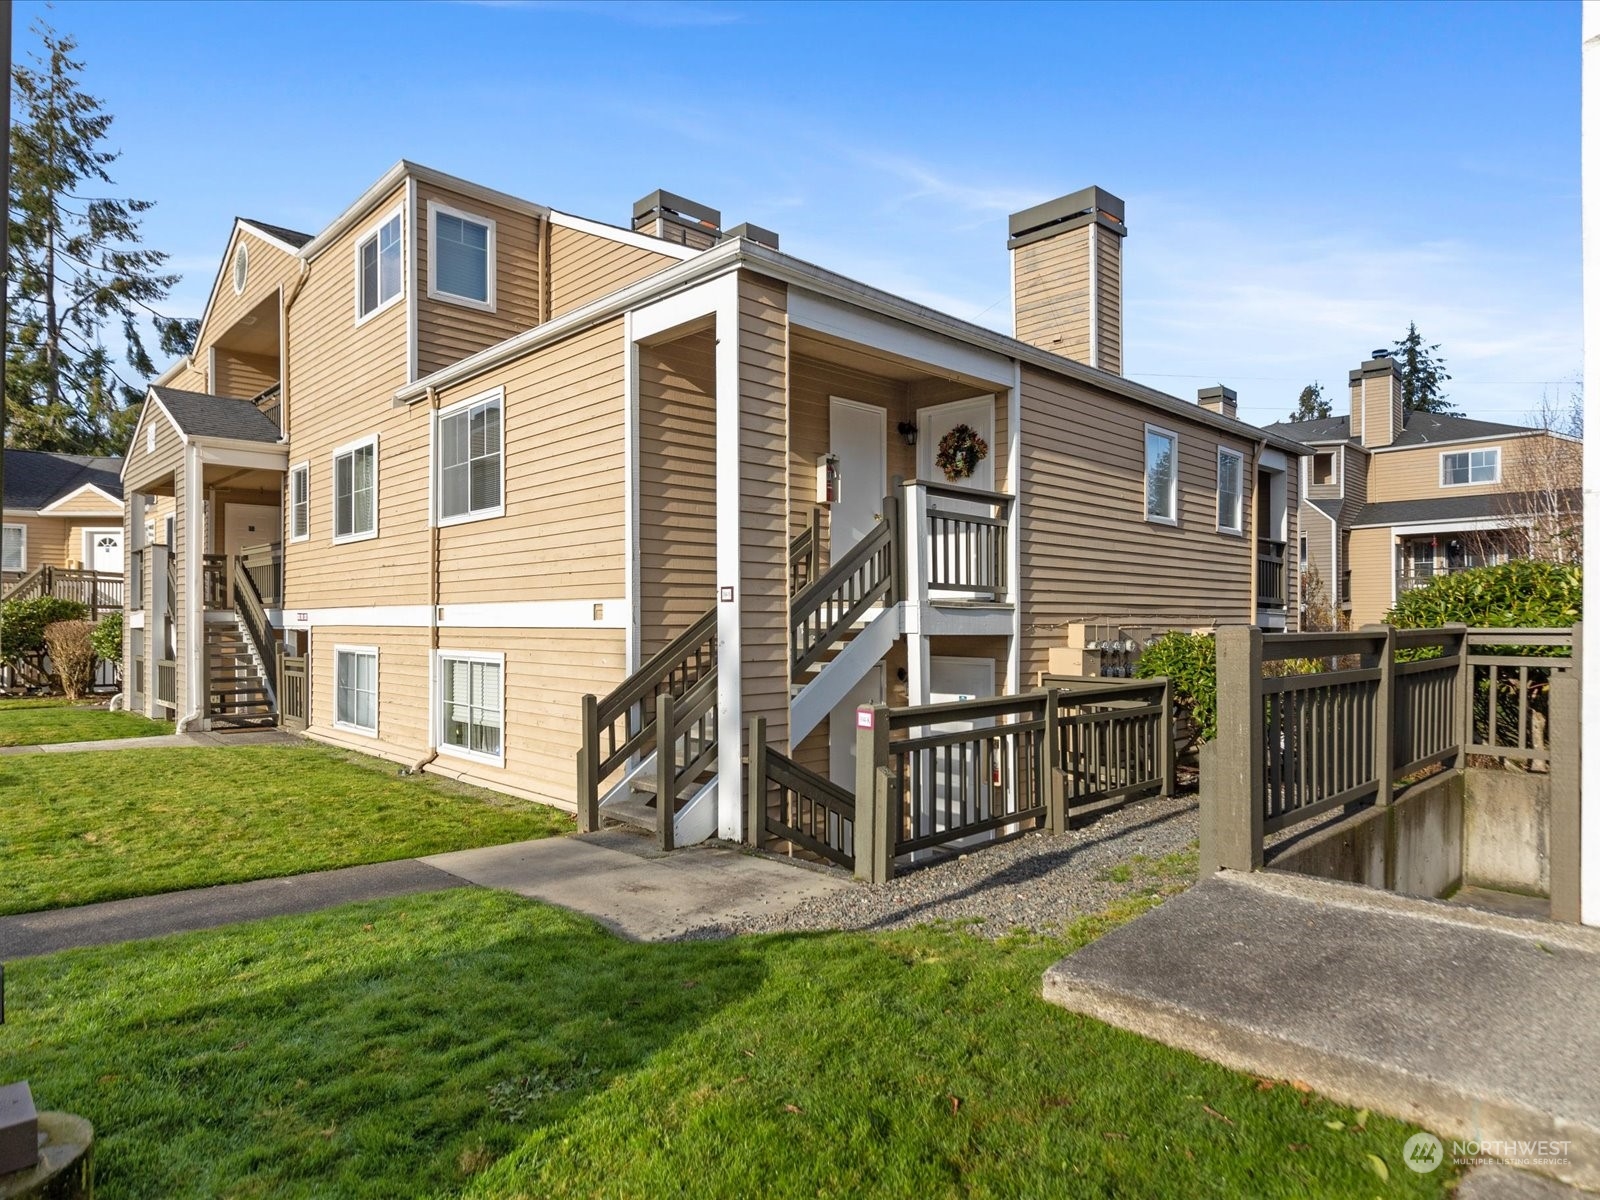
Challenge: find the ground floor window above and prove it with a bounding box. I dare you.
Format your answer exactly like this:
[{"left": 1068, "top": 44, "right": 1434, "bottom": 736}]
[
  {"left": 439, "top": 652, "right": 503, "bottom": 764},
  {"left": 2, "top": 524, "right": 25, "bottom": 571},
  {"left": 334, "top": 646, "right": 377, "bottom": 735}
]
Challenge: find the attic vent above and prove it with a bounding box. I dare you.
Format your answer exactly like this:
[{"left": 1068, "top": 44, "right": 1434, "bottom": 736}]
[{"left": 232, "top": 243, "right": 249, "bottom": 295}]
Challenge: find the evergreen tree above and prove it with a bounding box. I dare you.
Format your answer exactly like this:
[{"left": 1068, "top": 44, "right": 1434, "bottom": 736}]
[
  {"left": 6, "top": 19, "right": 196, "bottom": 453},
  {"left": 1287, "top": 381, "right": 1331, "bottom": 422},
  {"left": 1390, "top": 322, "right": 1456, "bottom": 414}
]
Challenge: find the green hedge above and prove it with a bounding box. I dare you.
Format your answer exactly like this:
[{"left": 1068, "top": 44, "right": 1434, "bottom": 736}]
[
  {"left": 1, "top": 596, "right": 90, "bottom": 665},
  {"left": 90, "top": 611, "right": 124, "bottom": 665},
  {"left": 1383, "top": 560, "right": 1580, "bottom": 631},
  {"left": 1134, "top": 631, "right": 1217, "bottom": 742}
]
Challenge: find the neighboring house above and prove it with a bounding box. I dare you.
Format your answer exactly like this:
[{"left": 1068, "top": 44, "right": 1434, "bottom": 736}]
[
  {"left": 120, "top": 166, "right": 1306, "bottom": 840},
  {"left": 1269, "top": 354, "right": 1581, "bottom": 628},
  {"left": 2, "top": 449, "right": 125, "bottom": 587}
]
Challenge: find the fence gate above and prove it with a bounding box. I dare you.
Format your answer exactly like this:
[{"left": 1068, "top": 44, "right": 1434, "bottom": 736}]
[{"left": 279, "top": 654, "right": 309, "bottom": 731}]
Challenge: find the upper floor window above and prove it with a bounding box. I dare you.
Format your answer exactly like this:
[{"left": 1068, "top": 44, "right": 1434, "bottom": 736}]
[
  {"left": 289, "top": 463, "right": 310, "bottom": 542},
  {"left": 1216, "top": 448, "right": 1243, "bottom": 533},
  {"left": 1144, "top": 425, "right": 1178, "bottom": 524},
  {"left": 428, "top": 202, "right": 495, "bottom": 310},
  {"left": 1311, "top": 451, "right": 1336, "bottom": 487},
  {"left": 356, "top": 210, "right": 404, "bottom": 323},
  {"left": 437, "top": 389, "right": 503, "bottom": 524},
  {"left": 333, "top": 436, "right": 378, "bottom": 544},
  {"left": 2, "top": 524, "right": 25, "bottom": 572},
  {"left": 1441, "top": 447, "right": 1499, "bottom": 486}
]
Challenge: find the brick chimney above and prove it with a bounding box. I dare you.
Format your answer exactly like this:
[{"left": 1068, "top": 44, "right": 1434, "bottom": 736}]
[
  {"left": 1348, "top": 351, "right": 1402, "bottom": 448},
  {"left": 633, "top": 190, "right": 722, "bottom": 250},
  {"left": 1007, "top": 186, "right": 1127, "bottom": 373},
  {"left": 1197, "top": 385, "right": 1238, "bottom": 420}
]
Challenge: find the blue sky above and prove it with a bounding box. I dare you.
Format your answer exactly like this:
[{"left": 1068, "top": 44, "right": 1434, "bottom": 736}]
[{"left": 22, "top": 0, "right": 1580, "bottom": 426}]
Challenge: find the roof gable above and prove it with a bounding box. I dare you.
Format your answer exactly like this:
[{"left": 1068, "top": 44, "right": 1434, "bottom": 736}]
[
  {"left": 148, "top": 386, "right": 283, "bottom": 444},
  {"left": 3, "top": 449, "right": 124, "bottom": 510}
]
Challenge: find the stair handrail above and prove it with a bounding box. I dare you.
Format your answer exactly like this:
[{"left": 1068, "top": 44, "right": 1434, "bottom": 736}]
[
  {"left": 789, "top": 507, "right": 822, "bottom": 596},
  {"left": 1, "top": 565, "right": 47, "bottom": 603},
  {"left": 654, "top": 668, "right": 719, "bottom": 851},
  {"left": 790, "top": 494, "right": 899, "bottom": 680},
  {"left": 746, "top": 715, "right": 856, "bottom": 869},
  {"left": 578, "top": 605, "right": 718, "bottom": 828},
  {"left": 231, "top": 554, "right": 278, "bottom": 696}
]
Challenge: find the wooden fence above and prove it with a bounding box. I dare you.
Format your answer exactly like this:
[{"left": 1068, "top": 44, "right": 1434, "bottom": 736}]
[
  {"left": 278, "top": 654, "right": 309, "bottom": 731},
  {"left": 748, "top": 679, "right": 1173, "bottom": 881},
  {"left": 1201, "top": 623, "right": 1580, "bottom": 912}
]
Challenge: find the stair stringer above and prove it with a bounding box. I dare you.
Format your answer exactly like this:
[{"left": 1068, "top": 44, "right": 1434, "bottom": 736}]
[{"left": 789, "top": 603, "right": 902, "bottom": 745}]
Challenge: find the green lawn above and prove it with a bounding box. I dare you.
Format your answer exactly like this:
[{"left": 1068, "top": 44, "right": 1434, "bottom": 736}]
[
  {"left": 0, "top": 696, "right": 173, "bottom": 746},
  {"left": 0, "top": 743, "right": 572, "bottom": 915},
  {"left": 0, "top": 888, "right": 1451, "bottom": 1200}
]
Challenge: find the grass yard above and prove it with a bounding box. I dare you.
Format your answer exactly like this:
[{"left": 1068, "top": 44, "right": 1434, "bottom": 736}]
[
  {"left": 0, "top": 888, "right": 1451, "bottom": 1200},
  {"left": 0, "top": 696, "right": 173, "bottom": 746},
  {"left": 0, "top": 743, "right": 572, "bottom": 915}
]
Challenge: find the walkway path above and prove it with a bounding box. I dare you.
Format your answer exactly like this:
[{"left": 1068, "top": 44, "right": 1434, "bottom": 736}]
[
  {"left": 0, "top": 830, "right": 850, "bottom": 959},
  {"left": 0, "top": 728, "right": 296, "bottom": 755}
]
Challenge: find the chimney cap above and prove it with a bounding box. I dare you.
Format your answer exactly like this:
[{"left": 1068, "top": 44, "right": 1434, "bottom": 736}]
[
  {"left": 726, "top": 221, "right": 779, "bottom": 250},
  {"left": 1008, "top": 186, "right": 1126, "bottom": 249},
  {"left": 1370, "top": 348, "right": 1390, "bottom": 359},
  {"left": 1197, "top": 385, "right": 1237, "bottom": 403},
  {"left": 633, "top": 189, "right": 721, "bottom": 231}
]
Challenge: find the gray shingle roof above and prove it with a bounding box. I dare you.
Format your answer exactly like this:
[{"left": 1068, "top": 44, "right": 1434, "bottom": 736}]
[
  {"left": 241, "top": 218, "right": 313, "bottom": 249},
  {"left": 3, "top": 449, "right": 123, "bottom": 509},
  {"left": 1267, "top": 411, "right": 1537, "bottom": 450},
  {"left": 1347, "top": 492, "right": 1570, "bottom": 528},
  {"left": 150, "top": 387, "right": 283, "bottom": 444}
]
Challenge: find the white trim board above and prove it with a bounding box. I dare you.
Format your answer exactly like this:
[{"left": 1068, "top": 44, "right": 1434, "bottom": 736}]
[
  {"left": 788, "top": 287, "right": 1012, "bottom": 388},
  {"left": 277, "top": 599, "right": 628, "bottom": 630},
  {"left": 38, "top": 482, "right": 123, "bottom": 515},
  {"left": 549, "top": 209, "right": 698, "bottom": 261}
]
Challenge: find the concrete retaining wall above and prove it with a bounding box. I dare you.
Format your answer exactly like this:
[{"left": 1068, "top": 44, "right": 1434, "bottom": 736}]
[
  {"left": 1267, "top": 770, "right": 1464, "bottom": 898},
  {"left": 1462, "top": 769, "right": 1549, "bottom": 896}
]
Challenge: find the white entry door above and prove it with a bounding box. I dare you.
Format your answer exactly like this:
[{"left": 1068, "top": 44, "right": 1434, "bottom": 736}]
[
  {"left": 829, "top": 664, "right": 886, "bottom": 791},
  {"left": 917, "top": 396, "right": 998, "bottom": 599},
  {"left": 828, "top": 397, "right": 887, "bottom": 559},
  {"left": 84, "top": 528, "right": 123, "bottom": 574}
]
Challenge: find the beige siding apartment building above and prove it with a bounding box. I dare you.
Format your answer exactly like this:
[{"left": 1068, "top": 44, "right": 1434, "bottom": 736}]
[
  {"left": 120, "top": 166, "right": 1306, "bottom": 843},
  {"left": 3, "top": 451, "right": 126, "bottom": 585},
  {"left": 1271, "top": 356, "right": 1580, "bottom": 629}
]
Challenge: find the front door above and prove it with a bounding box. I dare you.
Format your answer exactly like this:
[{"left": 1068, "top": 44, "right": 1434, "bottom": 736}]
[
  {"left": 828, "top": 397, "right": 888, "bottom": 559},
  {"left": 917, "top": 396, "right": 998, "bottom": 598},
  {"left": 84, "top": 528, "right": 123, "bottom": 574}
]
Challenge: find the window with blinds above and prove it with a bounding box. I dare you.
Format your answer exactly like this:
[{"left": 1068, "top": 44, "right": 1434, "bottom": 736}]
[
  {"left": 440, "top": 653, "right": 503, "bottom": 762},
  {"left": 430, "top": 203, "right": 494, "bottom": 309},
  {"left": 335, "top": 647, "right": 377, "bottom": 734},
  {"left": 2, "top": 525, "right": 25, "bottom": 572},
  {"left": 437, "top": 391, "right": 503, "bottom": 523},
  {"left": 333, "top": 438, "right": 377, "bottom": 542},
  {"left": 1216, "top": 448, "right": 1243, "bottom": 533},
  {"left": 357, "top": 211, "right": 403, "bottom": 321},
  {"left": 290, "top": 464, "right": 310, "bottom": 542}
]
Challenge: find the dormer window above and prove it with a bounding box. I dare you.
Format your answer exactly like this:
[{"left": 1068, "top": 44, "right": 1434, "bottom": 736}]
[
  {"left": 428, "top": 202, "right": 495, "bottom": 311},
  {"left": 1312, "top": 451, "right": 1336, "bottom": 487},
  {"left": 232, "top": 243, "right": 249, "bottom": 294},
  {"left": 356, "top": 209, "right": 404, "bottom": 323}
]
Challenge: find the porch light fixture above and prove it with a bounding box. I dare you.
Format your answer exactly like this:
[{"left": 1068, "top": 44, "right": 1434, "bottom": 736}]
[{"left": 897, "top": 420, "right": 918, "bottom": 446}]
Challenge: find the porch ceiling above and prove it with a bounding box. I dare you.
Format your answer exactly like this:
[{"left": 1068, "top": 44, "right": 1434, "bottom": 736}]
[
  {"left": 791, "top": 327, "right": 1002, "bottom": 394},
  {"left": 212, "top": 294, "right": 280, "bottom": 357}
]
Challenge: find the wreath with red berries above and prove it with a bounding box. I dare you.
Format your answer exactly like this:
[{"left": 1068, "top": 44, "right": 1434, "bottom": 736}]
[{"left": 934, "top": 423, "right": 989, "bottom": 481}]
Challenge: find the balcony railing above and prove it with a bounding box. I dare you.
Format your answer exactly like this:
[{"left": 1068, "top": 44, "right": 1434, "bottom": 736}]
[
  {"left": 904, "top": 481, "right": 1013, "bottom": 604},
  {"left": 1256, "top": 540, "right": 1287, "bottom": 609},
  {"left": 1396, "top": 563, "right": 1480, "bottom": 594}
]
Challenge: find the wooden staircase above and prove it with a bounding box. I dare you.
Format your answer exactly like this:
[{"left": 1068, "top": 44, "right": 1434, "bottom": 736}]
[{"left": 206, "top": 620, "right": 276, "bottom": 728}]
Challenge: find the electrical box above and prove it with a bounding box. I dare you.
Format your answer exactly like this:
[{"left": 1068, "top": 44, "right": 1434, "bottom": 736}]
[
  {"left": 816, "top": 454, "right": 840, "bottom": 505},
  {"left": 1048, "top": 623, "right": 1153, "bottom": 679}
]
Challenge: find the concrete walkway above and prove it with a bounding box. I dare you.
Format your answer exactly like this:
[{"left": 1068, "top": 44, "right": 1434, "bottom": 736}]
[
  {"left": 0, "top": 728, "right": 298, "bottom": 755},
  {"left": 1043, "top": 869, "right": 1600, "bottom": 1192},
  {"left": 0, "top": 831, "right": 852, "bottom": 959}
]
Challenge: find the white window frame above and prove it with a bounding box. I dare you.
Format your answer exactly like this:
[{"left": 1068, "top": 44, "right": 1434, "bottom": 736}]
[
  {"left": 1311, "top": 448, "right": 1340, "bottom": 489},
  {"left": 331, "top": 434, "right": 380, "bottom": 546},
  {"left": 1439, "top": 446, "right": 1500, "bottom": 487},
  {"left": 2, "top": 523, "right": 26, "bottom": 572},
  {"left": 426, "top": 200, "right": 497, "bottom": 313},
  {"left": 433, "top": 387, "right": 505, "bottom": 527},
  {"left": 232, "top": 242, "right": 249, "bottom": 295},
  {"left": 1216, "top": 447, "right": 1245, "bottom": 535},
  {"left": 353, "top": 205, "right": 405, "bottom": 326},
  {"left": 1143, "top": 423, "right": 1179, "bottom": 526},
  {"left": 436, "top": 649, "right": 506, "bottom": 767},
  {"left": 289, "top": 462, "right": 310, "bottom": 543},
  {"left": 333, "top": 645, "right": 379, "bottom": 737}
]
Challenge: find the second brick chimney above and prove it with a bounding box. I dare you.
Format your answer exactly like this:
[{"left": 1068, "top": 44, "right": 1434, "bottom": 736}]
[
  {"left": 1348, "top": 351, "right": 1403, "bottom": 448},
  {"left": 1008, "top": 186, "right": 1127, "bottom": 373}
]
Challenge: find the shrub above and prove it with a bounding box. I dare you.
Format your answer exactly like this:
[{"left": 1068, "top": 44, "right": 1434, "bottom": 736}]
[
  {"left": 90, "top": 611, "right": 124, "bottom": 665},
  {"left": 43, "top": 620, "right": 96, "bottom": 700},
  {"left": 1384, "top": 560, "right": 1581, "bottom": 631},
  {"left": 1, "top": 596, "right": 89, "bottom": 665},
  {"left": 1134, "top": 631, "right": 1217, "bottom": 743}
]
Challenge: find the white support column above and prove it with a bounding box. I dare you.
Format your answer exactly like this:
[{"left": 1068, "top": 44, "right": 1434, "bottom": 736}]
[
  {"left": 1006, "top": 360, "right": 1023, "bottom": 694},
  {"left": 710, "top": 275, "right": 744, "bottom": 840},
  {"left": 623, "top": 311, "right": 640, "bottom": 675},
  {"left": 1581, "top": 0, "right": 1600, "bottom": 925},
  {"left": 183, "top": 445, "right": 205, "bottom": 729},
  {"left": 902, "top": 480, "right": 930, "bottom": 706}
]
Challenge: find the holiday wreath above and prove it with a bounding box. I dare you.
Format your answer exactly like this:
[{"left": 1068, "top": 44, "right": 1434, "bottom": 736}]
[{"left": 934, "top": 422, "right": 989, "bottom": 481}]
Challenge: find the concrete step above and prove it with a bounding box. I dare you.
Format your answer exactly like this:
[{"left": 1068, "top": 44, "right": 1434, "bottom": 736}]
[
  {"left": 1042, "top": 870, "right": 1600, "bottom": 1191},
  {"left": 599, "top": 792, "right": 658, "bottom": 833}
]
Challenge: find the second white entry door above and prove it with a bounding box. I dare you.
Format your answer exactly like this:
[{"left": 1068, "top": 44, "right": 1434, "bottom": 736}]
[{"left": 828, "top": 397, "right": 887, "bottom": 559}]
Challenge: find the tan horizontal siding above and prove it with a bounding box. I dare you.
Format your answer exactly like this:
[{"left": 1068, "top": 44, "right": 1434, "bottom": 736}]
[
  {"left": 432, "top": 319, "right": 628, "bottom": 605},
  {"left": 1012, "top": 226, "right": 1092, "bottom": 361},
  {"left": 197, "top": 226, "right": 300, "bottom": 362},
  {"left": 214, "top": 349, "right": 278, "bottom": 399},
  {"left": 282, "top": 181, "right": 421, "bottom": 611},
  {"left": 1, "top": 512, "right": 68, "bottom": 571},
  {"left": 1347, "top": 526, "right": 1395, "bottom": 627},
  {"left": 306, "top": 626, "right": 429, "bottom": 765},
  {"left": 166, "top": 361, "right": 210, "bottom": 394},
  {"left": 125, "top": 405, "right": 185, "bottom": 493},
  {"left": 415, "top": 182, "right": 544, "bottom": 378},
  {"left": 41, "top": 490, "right": 121, "bottom": 519},
  {"left": 548, "top": 224, "right": 675, "bottom": 317},
  {"left": 1369, "top": 441, "right": 1513, "bottom": 503},
  {"left": 1017, "top": 366, "right": 1258, "bottom": 682},
  {"left": 1094, "top": 225, "right": 1122, "bottom": 374}
]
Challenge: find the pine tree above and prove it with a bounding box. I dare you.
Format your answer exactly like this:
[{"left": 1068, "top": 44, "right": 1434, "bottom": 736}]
[
  {"left": 1287, "top": 382, "right": 1331, "bottom": 422},
  {"left": 6, "top": 19, "right": 197, "bottom": 453},
  {"left": 1390, "top": 322, "right": 1456, "bottom": 414}
]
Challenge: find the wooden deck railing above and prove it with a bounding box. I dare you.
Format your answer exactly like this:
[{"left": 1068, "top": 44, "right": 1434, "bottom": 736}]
[
  {"left": 747, "top": 715, "right": 856, "bottom": 869},
  {"left": 233, "top": 554, "right": 278, "bottom": 694},
  {"left": 790, "top": 495, "right": 899, "bottom": 680},
  {"left": 130, "top": 549, "right": 145, "bottom": 611},
  {"left": 0, "top": 566, "right": 122, "bottom": 616},
  {"left": 577, "top": 606, "right": 718, "bottom": 831},
  {"left": 789, "top": 508, "right": 822, "bottom": 597},
  {"left": 918, "top": 483, "right": 1011, "bottom": 599},
  {"left": 278, "top": 654, "right": 309, "bottom": 731},
  {"left": 1256, "top": 540, "right": 1287, "bottom": 609},
  {"left": 155, "top": 659, "right": 177, "bottom": 709},
  {"left": 240, "top": 542, "right": 283, "bottom": 607},
  {"left": 202, "top": 555, "right": 230, "bottom": 610},
  {"left": 654, "top": 671, "right": 719, "bottom": 851}
]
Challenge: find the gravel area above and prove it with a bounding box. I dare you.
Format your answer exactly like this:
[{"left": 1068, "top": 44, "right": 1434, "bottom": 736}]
[{"left": 707, "top": 790, "right": 1200, "bottom": 939}]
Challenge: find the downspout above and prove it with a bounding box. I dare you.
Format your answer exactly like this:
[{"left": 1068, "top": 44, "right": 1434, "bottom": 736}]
[
  {"left": 407, "top": 385, "right": 443, "bottom": 775},
  {"left": 1247, "top": 437, "right": 1266, "bottom": 619},
  {"left": 539, "top": 212, "right": 551, "bottom": 324},
  {"left": 280, "top": 260, "right": 311, "bottom": 445}
]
